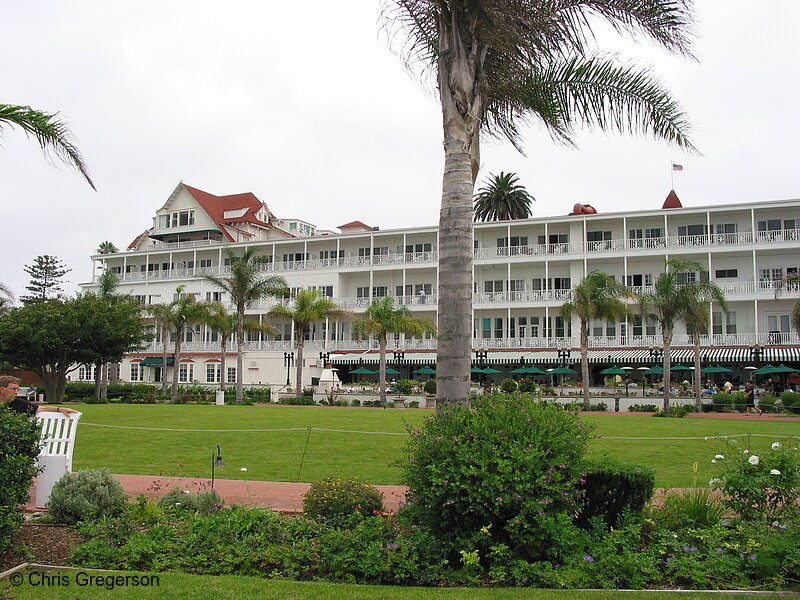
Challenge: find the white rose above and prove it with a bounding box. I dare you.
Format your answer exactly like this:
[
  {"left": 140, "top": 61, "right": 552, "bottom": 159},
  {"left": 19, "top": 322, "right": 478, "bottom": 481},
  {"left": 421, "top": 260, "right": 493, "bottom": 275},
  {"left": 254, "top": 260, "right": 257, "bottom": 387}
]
[
  {"left": 772, "top": 442, "right": 781, "bottom": 450},
  {"left": 770, "top": 469, "right": 781, "bottom": 475},
  {"left": 748, "top": 455, "right": 760, "bottom": 465},
  {"left": 715, "top": 454, "right": 725, "bottom": 460},
  {"left": 240, "top": 467, "right": 248, "bottom": 472}
]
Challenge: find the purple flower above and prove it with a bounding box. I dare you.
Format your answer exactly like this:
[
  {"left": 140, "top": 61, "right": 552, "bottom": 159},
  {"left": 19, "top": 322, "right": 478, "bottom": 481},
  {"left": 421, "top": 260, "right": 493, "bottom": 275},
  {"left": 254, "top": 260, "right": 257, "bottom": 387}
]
[
  {"left": 582, "top": 555, "right": 594, "bottom": 563},
  {"left": 715, "top": 547, "right": 724, "bottom": 553},
  {"left": 558, "top": 464, "right": 566, "bottom": 468},
  {"left": 750, "top": 555, "right": 757, "bottom": 561},
  {"left": 496, "top": 497, "right": 503, "bottom": 502},
  {"left": 446, "top": 500, "right": 454, "bottom": 505},
  {"left": 596, "top": 434, "right": 603, "bottom": 438},
  {"left": 666, "top": 557, "right": 673, "bottom": 563},
  {"left": 409, "top": 458, "right": 416, "bottom": 463}
]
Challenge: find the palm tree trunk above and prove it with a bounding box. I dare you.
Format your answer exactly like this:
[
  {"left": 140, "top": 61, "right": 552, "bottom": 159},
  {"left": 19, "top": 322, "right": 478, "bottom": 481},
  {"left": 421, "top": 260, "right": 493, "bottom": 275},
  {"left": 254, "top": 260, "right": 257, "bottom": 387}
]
[
  {"left": 693, "top": 330, "right": 703, "bottom": 411},
  {"left": 161, "top": 326, "right": 169, "bottom": 396},
  {"left": 171, "top": 333, "right": 182, "bottom": 404},
  {"left": 580, "top": 320, "right": 590, "bottom": 411},
  {"left": 434, "top": 20, "right": 482, "bottom": 412},
  {"left": 295, "top": 336, "right": 304, "bottom": 397},
  {"left": 379, "top": 336, "right": 387, "bottom": 407},
  {"left": 236, "top": 309, "right": 244, "bottom": 404},
  {"left": 219, "top": 336, "right": 227, "bottom": 392},
  {"left": 662, "top": 327, "right": 674, "bottom": 412},
  {"left": 94, "top": 360, "right": 102, "bottom": 400}
]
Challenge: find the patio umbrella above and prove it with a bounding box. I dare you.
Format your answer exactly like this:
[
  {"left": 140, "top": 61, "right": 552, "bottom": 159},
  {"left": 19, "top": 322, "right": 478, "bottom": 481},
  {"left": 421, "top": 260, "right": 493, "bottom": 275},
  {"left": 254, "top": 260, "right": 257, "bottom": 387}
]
[
  {"left": 548, "top": 366, "right": 577, "bottom": 396},
  {"left": 413, "top": 367, "right": 437, "bottom": 375},
  {"left": 766, "top": 364, "right": 798, "bottom": 374},
  {"left": 599, "top": 366, "right": 627, "bottom": 375},
  {"left": 522, "top": 365, "right": 546, "bottom": 375},
  {"left": 350, "top": 367, "right": 376, "bottom": 375},
  {"left": 471, "top": 367, "right": 486, "bottom": 373},
  {"left": 644, "top": 365, "right": 664, "bottom": 375},
  {"left": 701, "top": 366, "right": 732, "bottom": 374},
  {"left": 752, "top": 365, "right": 777, "bottom": 375},
  {"left": 384, "top": 367, "right": 401, "bottom": 375},
  {"left": 511, "top": 366, "right": 529, "bottom": 374},
  {"left": 670, "top": 365, "right": 693, "bottom": 371},
  {"left": 481, "top": 367, "right": 502, "bottom": 374}
]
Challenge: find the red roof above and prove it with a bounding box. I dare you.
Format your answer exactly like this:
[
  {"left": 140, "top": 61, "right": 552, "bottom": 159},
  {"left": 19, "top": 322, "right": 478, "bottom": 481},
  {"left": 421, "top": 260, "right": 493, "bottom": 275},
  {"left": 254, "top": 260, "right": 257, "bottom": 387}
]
[
  {"left": 338, "top": 220, "right": 372, "bottom": 230},
  {"left": 183, "top": 184, "right": 271, "bottom": 241},
  {"left": 662, "top": 190, "right": 683, "bottom": 209}
]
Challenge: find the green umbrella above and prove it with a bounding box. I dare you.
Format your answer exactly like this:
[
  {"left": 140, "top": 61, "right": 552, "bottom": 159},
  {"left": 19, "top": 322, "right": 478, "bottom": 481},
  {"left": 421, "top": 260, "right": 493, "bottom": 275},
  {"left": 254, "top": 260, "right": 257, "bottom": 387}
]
[
  {"left": 644, "top": 366, "right": 664, "bottom": 375},
  {"left": 511, "top": 367, "right": 529, "bottom": 374},
  {"left": 701, "top": 366, "right": 732, "bottom": 374},
  {"left": 413, "top": 367, "right": 437, "bottom": 375},
  {"left": 549, "top": 366, "right": 578, "bottom": 375},
  {"left": 481, "top": 367, "right": 502, "bottom": 374},
  {"left": 521, "top": 365, "right": 546, "bottom": 375},
  {"left": 766, "top": 364, "right": 798, "bottom": 373},
  {"left": 470, "top": 367, "right": 486, "bottom": 374},
  {"left": 350, "top": 367, "right": 376, "bottom": 375},
  {"left": 753, "top": 365, "right": 777, "bottom": 375},
  {"left": 670, "top": 365, "right": 693, "bottom": 372},
  {"left": 599, "top": 366, "right": 627, "bottom": 376},
  {"left": 383, "top": 367, "right": 401, "bottom": 375}
]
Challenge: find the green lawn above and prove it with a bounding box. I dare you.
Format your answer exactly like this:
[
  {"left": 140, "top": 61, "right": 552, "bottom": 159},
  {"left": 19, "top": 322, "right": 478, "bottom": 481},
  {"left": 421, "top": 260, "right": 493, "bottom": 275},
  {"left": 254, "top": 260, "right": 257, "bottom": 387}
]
[
  {"left": 7, "top": 570, "right": 792, "bottom": 600},
  {"left": 67, "top": 404, "right": 798, "bottom": 488}
]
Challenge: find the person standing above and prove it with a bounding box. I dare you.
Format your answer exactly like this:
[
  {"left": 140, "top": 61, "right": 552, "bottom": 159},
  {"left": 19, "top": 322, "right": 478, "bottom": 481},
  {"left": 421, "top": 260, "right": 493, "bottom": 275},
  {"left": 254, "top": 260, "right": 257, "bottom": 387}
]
[{"left": 743, "top": 381, "right": 760, "bottom": 415}]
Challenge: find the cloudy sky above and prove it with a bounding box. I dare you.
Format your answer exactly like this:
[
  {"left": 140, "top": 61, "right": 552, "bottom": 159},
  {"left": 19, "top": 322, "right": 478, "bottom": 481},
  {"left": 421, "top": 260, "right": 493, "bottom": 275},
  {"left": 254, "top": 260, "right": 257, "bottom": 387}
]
[{"left": 2, "top": 1, "right": 798, "bottom": 299}]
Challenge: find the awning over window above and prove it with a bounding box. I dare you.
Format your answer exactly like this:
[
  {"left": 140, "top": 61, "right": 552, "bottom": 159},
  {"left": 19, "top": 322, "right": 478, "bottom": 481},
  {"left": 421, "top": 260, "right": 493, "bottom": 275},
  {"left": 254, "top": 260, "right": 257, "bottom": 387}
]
[{"left": 140, "top": 357, "right": 175, "bottom": 366}]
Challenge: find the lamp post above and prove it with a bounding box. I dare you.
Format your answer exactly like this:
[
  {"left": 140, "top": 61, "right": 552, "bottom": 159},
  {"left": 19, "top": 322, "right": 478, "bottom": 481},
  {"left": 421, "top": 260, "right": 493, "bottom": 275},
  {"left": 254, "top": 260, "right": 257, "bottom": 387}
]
[
  {"left": 211, "top": 444, "right": 226, "bottom": 489},
  {"left": 283, "top": 352, "right": 294, "bottom": 388},
  {"left": 557, "top": 345, "right": 571, "bottom": 367},
  {"left": 393, "top": 350, "right": 405, "bottom": 396},
  {"left": 319, "top": 351, "right": 330, "bottom": 366},
  {"left": 749, "top": 343, "right": 763, "bottom": 382}
]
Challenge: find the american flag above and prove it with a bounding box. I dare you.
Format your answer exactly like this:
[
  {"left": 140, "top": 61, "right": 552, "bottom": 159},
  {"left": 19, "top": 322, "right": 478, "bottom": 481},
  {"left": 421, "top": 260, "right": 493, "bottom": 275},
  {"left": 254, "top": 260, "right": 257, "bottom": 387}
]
[{"left": 672, "top": 164, "right": 684, "bottom": 171}]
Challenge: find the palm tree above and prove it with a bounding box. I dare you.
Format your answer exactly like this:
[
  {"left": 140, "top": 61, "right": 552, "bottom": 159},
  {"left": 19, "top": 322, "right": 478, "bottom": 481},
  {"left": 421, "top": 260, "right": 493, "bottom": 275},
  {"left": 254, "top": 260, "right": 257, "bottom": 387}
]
[
  {"left": 386, "top": 1, "right": 696, "bottom": 409},
  {"left": 97, "top": 241, "right": 119, "bottom": 254},
  {"left": 203, "top": 302, "right": 278, "bottom": 392},
  {"left": 352, "top": 296, "right": 437, "bottom": 406},
  {"left": 560, "top": 271, "right": 633, "bottom": 410},
  {"left": 0, "top": 103, "right": 95, "bottom": 190},
  {"left": 640, "top": 259, "right": 727, "bottom": 412},
  {"left": 683, "top": 294, "right": 728, "bottom": 412},
  {"left": 204, "top": 247, "right": 287, "bottom": 404},
  {"left": 473, "top": 172, "right": 534, "bottom": 222},
  {"left": 267, "top": 289, "right": 354, "bottom": 396},
  {"left": 93, "top": 270, "right": 120, "bottom": 399},
  {"left": 147, "top": 285, "right": 210, "bottom": 403}
]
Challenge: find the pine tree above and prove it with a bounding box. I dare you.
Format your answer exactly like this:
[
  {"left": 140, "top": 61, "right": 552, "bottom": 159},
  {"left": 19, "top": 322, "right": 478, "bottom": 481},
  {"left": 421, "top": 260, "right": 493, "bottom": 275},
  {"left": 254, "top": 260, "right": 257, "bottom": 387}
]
[{"left": 21, "top": 255, "right": 71, "bottom": 304}]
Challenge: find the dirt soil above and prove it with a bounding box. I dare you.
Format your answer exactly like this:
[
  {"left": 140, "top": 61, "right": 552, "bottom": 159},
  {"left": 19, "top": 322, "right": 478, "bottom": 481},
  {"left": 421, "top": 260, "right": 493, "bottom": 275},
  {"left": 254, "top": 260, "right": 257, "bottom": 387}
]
[{"left": 0, "top": 521, "right": 83, "bottom": 573}]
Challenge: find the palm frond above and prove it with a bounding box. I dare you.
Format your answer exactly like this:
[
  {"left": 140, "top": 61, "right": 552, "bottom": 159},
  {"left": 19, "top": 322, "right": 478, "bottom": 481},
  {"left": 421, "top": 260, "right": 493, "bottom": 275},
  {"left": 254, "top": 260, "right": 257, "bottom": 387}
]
[{"left": 0, "top": 103, "right": 95, "bottom": 190}]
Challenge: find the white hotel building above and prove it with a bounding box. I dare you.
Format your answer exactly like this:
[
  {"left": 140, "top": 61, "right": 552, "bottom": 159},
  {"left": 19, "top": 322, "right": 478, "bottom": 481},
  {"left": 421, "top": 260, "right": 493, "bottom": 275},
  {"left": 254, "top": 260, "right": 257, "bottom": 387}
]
[{"left": 81, "top": 182, "right": 800, "bottom": 390}]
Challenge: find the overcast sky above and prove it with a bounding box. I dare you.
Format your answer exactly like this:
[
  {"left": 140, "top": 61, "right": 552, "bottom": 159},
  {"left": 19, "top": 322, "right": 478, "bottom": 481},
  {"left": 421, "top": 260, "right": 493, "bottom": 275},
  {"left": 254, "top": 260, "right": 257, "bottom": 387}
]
[{"left": 2, "top": 1, "right": 798, "bottom": 299}]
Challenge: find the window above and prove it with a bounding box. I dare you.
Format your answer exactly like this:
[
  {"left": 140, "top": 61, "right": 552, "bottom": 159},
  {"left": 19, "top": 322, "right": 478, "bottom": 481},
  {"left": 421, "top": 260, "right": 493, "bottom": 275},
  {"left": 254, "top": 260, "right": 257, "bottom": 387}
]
[
  {"left": 677, "top": 271, "right": 697, "bottom": 284},
  {"left": 494, "top": 318, "right": 504, "bottom": 339},
  {"left": 373, "top": 246, "right": 389, "bottom": 256},
  {"left": 484, "top": 280, "right": 504, "bottom": 293},
  {"left": 396, "top": 284, "right": 413, "bottom": 297},
  {"left": 206, "top": 292, "right": 222, "bottom": 302},
  {"left": 130, "top": 363, "right": 141, "bottom": 382},
  {"left": 78, "top": 364, "right": 95, "bottom": 381},
  {"left": 179, "top": 362, "right": 194, "bottom": 383},
  {"left": 509, "top": 279, "right": 525, "bottom": 292},
  {"left": 713, "top": 311, "right": 737, "bottom": 335},
  {"left": 315, "top": 285, "right": 334, "bottom": 297},
  {"left": 714, "top": 223, "right": 738, "bottom": 234},
  {"left": 356, "top": 286, "right": 370, "bottom": 298},
  {"left": 372, "top": 286, "right": 388, "bottom": 297},
  {"left": 160, "top": 209, "right": 195, "bottom": 228},
  {"left": 678, "top": 224, "right": 708, "bottom": 237},
  {"left": 587, "top": 231, "right": 612, "bottom": 241},
  {"left": 289, "top": 222, "right": 298, "bottom": 230},
  {"left": 206, "top": 363, "right": 221, "bottom": 383},
  {"left": 198, "top": 259, "right": 212, "bottom": 268},
  {"left": 715, "top": 269, "right": 738, "bottom": 279},
  {"left": 758, "top": 219, "right": 796, "bottom": 232},
  {"left": 227, "top": 367, "right": 237, "bottom": 383},
  {"left": 517, "top": 316, "right": 527, "bottom": 338}
]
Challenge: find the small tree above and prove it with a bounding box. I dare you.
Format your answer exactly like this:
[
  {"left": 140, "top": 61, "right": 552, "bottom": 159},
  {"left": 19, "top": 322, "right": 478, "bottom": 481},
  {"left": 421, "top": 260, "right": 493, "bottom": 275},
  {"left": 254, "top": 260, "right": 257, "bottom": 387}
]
[
  {"left": 96, "top": 241, "right": 119, "bottom": 254},
  {"left": 352, "top": 296, "right": 436, "bottom": 406},
  {"left": 0, "top": 283, "right": 14, "bottom": 316},
  {"left": 268, "top": 290, "right": 354, "bottom": 396},
  {"left": 20, "top": 255, "right": 71, "bottom": 304},
  {"left": 204, "top": 247, "right": 287, "bottom": 403},
  {"left": 147, "top": 286, "right": 210, "bottom": 403}
]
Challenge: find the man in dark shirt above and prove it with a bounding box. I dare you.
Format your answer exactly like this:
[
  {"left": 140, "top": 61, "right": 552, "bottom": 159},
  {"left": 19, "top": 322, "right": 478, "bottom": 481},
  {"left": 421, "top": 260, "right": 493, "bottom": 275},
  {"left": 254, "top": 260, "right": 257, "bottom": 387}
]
[{"left": 0, "top": 375, "right": 78, "bottom": 417}]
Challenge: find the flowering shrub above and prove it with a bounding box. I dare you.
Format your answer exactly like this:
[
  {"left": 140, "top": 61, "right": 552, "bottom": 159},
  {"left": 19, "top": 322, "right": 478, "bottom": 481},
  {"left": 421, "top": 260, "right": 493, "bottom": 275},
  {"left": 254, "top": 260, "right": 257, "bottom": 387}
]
[
  {"left": 400, "top": 395, "right": 593, "bottom": 567},
  {"left": 711, "top": 440, "right": 800, "bottom": 522},
  {"left": 48, "top": 469, "right": 127, "bottom": 525},
  {"left": 303, "top": 477, "right": 384, "bottom": 526}
]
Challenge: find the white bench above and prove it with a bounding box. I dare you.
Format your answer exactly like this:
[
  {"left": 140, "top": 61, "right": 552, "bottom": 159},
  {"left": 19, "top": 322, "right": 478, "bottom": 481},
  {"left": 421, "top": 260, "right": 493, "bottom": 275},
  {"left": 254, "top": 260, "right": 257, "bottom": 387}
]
[{"left": 35, "top": 411, "right": 82, "bottom": 508}]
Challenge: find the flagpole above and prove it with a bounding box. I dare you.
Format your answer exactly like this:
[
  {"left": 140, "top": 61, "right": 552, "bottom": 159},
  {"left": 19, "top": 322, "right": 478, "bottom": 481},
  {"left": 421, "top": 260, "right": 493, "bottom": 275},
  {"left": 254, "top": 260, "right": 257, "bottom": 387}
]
[{"left": 670, "top": 162, "right": 674, "bottom": 189}]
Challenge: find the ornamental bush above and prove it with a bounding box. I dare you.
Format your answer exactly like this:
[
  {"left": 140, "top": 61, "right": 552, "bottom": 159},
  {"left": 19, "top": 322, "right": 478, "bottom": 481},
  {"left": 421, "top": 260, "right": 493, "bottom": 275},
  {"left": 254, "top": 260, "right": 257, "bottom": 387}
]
[
  {"left": 518, "top": 378, "right": 537, "bottom": 393},
  {"left": 396, "top": 379, "right": 414, "bottom": 395},
  {"left": 711, "top": 439, "right": 800, "bottom": 523},
  {"left": 158, "top": 487, "right": 223, "bottom": 513},
  {"left": 575, "top": 455, "right": 655, "bottom": 528},
  {"left": 303, "top": 477, "right": 384, "bottom": 526},
  {"left": 47, "top": 468, "right": 127, "bottom": 525},
  {"left": 0, "top": 406, "right": 42, "bottom": 553},
  {"left": 401, "top": 395, "right": 593, "bottom": 567},
  {"left": 423, "top": 378, "right": 436, "bottom": 395},
  {"left": 500, "top": 378, "right": 518, "bottom": 393}
]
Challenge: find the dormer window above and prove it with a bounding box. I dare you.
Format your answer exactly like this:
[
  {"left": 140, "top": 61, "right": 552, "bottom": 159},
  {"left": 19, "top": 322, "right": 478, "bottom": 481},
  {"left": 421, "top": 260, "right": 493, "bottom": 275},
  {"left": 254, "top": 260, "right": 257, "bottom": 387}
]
[{"left": 159, "top": 209, "right": 195, "bottom": 229}]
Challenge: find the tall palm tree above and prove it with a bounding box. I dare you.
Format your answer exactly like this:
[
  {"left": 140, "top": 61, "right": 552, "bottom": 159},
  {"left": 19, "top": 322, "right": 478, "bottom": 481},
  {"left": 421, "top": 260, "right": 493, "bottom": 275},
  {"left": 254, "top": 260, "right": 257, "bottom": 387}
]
[
  {"left": 97, "top": 241, "right": 119, "bottom": 254},
  {"left": 560, "top": 271, "right": 633, "bottom": 410},
  {"left": 473, "top": 172, "right": 534, "bottom": 222},
  {"left": 683, "top": 295, "right": 727, "bottom": 412},
  {"left": 93, "top": 270, "right": 121, "bottom": 399},
  {"left": 0, "top": 103, "right": 95, "bottom": 190},
  {"left": 204, "top": 247, "right": 287, "bottom": 404},
  {"left": 147, "top": 285, "right": 210, "bottom": 403},
  {"left": 267, "top": 289, "right": 354, "bottom": 396},
  {"left": 386, "top": 0, "right": 696, "bottom": 409},
  {"left": 147, "top": 303, "right": 174, "bottom": 396},
  {"left": 640, "top": 259, "right": 727, "bottom": 412},
  {"left": 203, "top": 302, "right": 278, "bottom": 392},
  {"left": 352, "top": 296, "right": 437, "bottom": 406}
]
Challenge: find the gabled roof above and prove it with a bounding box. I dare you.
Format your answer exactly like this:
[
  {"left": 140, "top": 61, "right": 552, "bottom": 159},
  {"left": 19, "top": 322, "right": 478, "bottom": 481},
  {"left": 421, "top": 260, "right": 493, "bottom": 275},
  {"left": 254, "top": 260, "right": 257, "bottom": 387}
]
[
  {"left": 183, "top": 184, "right": 272, "bottom": 241},
  {"left": 338, "top": 220, "right": 374, "bottom": 231},
  {"left": 662, "top": 189, "right": 683, "bottom": 209}
]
